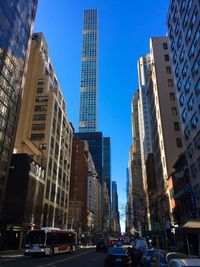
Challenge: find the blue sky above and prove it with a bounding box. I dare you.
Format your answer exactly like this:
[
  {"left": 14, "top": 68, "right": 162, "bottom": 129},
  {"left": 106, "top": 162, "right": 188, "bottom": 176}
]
[{"left": 34, "top": 0, "right": 170, "bottom": 232}]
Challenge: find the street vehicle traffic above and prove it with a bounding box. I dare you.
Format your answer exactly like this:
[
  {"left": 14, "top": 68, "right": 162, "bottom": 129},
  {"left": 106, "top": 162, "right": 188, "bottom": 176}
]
[
  {"left": 96, "top": 239, "right": 107, "bottom": 252},
  {"left": 141, "top": 248, "right": 156, "bottom": 266},
  {"left": 149, "top": 250, "right": 168, "bottom": 267},
  {"left": 24, "top": 227, "right": 77, "bottom": 256},
  {"left": 104, "top": 246, "right": 132, "bottom": 267}
]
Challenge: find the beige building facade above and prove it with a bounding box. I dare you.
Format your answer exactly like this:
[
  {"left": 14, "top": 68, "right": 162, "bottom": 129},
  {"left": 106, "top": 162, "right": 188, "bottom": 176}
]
[
  {"left": 14, "top": 33, "right": 73, "bottom": 229},
  {"left": 149, "top": 37, "right": 184, "bottom": 227}
]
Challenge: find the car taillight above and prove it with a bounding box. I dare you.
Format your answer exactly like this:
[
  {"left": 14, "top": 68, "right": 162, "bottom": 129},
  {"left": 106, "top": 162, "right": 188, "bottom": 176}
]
[{"left": 125, "top": 256, "right": 132, "bottom": 263}]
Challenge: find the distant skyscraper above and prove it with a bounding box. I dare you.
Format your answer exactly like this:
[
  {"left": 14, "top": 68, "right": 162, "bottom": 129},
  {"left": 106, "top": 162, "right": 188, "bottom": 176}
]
[
  {"left": 167, "top": 0, "right": 200, "bottom": 216},
  {"left": 0, "top": 0, "right": 38, "bottom": 232},
  {"left": 137, "top": 55, "right": 152, "bottom": 161},
  {"left": 127, "top": 92, "right": 144, "bottom": 233},
  {"left": 74, "top": 132, "right": 103, "bottom": 183},
  {"left": 103, "top": 137, "right": 111, "bottom": 195},
  {"left": 111, "top": 181, "right": 120, "bottom": 234},
  {"left": 103, "top": 137, "right": 111, "bottom": 231},
  {"left": 79, "top": 9, "right": 98, "bottom": 132},
  {"left": 137, "top": 55, "right": 152, "bottom": 230}
]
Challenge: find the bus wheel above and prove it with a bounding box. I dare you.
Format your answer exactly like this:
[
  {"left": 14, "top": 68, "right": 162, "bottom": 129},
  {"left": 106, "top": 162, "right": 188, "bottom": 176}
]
[{"left": 49, "top": 248, "right": 54, "bottom": 256}]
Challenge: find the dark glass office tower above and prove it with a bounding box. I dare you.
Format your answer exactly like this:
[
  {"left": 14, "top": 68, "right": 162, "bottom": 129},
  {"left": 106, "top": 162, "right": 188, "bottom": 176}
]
[
  {"left": 74, "top": 132, "right": 102, "bottom": 182},
  {"left": 103, "top": 137, "right": 111, "bottom": 195},
  {"left": 111, "top": 181, "right": 121, "bottom": 234},
  {"left": 103, "top": 137, "right": 111, "bottom": 231},
  {"left": 79, "top": 9, "right": 98, "bottom": 132},
  {"left": 0, "top": 1, "right": 38, "bottom": 226}
]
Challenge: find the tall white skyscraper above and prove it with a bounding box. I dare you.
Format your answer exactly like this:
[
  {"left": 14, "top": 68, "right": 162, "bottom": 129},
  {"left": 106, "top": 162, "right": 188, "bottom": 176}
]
[{"left": 79, "top": 9, "right": 98, "bottom": 132}]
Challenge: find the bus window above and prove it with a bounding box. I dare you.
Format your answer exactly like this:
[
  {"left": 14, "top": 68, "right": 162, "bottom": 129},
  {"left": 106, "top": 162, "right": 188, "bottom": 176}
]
[
  {"left": 46, "top": 233, "right": 58, "bottom": 245},
  {"left": 26, "top": 230, "right": 45, "bottom": 245}
]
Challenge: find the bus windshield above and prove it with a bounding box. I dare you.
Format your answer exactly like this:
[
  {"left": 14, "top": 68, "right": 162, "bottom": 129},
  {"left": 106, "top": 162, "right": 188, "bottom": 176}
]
[{"left": 26, "top": 230, "right": 45, "bottom": 245}]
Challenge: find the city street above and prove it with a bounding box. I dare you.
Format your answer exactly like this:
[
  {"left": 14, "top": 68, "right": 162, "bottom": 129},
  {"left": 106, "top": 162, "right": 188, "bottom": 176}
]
[{"left": 0, "top": 248, "right": 105, "bottom": 267}]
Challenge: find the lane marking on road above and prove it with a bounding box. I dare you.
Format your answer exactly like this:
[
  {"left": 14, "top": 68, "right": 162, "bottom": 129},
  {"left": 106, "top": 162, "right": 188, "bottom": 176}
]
[{"left": 36, "top": 250, "right": 93, "bottom": 267}]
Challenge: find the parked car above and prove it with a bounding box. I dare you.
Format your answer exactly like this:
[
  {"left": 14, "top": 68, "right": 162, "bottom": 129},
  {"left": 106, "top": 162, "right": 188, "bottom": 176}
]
[
  {"left": 96, "top": 239, "right": 107, "bottom": 252},
  {"left": 141, "top": 249, "right": 156, "bottom": 266},
  {"left": 167, "top": 258, "right": 200, "bottom": 267},
  {"left": 104, "top": 246, "right": 132, "bottom": 267}
]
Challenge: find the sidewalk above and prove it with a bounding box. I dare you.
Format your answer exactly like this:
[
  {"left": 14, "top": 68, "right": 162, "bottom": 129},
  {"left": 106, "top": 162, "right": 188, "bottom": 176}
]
[{"left": 0, "top": 250, "right": 24, "bottom": 258}]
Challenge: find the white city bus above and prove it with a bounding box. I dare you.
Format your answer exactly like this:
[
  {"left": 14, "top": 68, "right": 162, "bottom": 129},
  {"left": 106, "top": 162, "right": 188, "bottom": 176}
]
[{"left": 24, "top": 227, "right": 77, "bottom": 256}]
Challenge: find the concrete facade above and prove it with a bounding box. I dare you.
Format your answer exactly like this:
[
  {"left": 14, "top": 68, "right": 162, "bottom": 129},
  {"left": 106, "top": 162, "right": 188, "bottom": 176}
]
[
  {"left": 148, "top": 37, "right": 184, "bottom": 228},
  {"left": 167, "top": 0, "right": 200, "bottom": 217},
  {"left": 14, "top": 33, "right": 73, "bottom": 229}
]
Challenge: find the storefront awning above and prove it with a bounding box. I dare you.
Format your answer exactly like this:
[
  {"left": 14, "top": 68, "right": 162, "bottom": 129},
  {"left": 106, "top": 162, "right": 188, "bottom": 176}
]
[{"left": 176, "top": 219, "right": 200, "bottom": 234}]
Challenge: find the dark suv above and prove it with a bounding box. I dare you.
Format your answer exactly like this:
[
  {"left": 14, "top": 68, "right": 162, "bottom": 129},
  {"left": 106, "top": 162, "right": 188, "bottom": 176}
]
[{"left": 96, "top": 239, "right": 107, "bottom": 252}]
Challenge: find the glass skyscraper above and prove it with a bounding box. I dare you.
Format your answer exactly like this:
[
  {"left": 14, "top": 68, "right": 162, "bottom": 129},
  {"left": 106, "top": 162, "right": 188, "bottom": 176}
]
[
  {"left": 0, "top": 0, "right": 38, "bottom": 224},
  {"left": 79, "top": 9, "right": 98, "bottom": 132}
]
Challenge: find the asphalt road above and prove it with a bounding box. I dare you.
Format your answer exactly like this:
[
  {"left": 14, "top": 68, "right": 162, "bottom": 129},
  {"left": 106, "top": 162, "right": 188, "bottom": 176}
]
[{"left": 0, "top": 248, "right": 106, "bottom": 267}]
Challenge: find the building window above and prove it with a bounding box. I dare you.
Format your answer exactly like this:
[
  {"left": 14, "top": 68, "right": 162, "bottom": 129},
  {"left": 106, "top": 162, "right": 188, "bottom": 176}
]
[
  {"left": 31, "top": 133, "right": 45, "bottom": 141},
  {"left": 190, "top": 112, "right": 198, "bottom": 129},
  {"left": 166, "top": 66, "right": 171, "bottom": 74},
  {"left": 172, "top": 107, "right": 177, "bottom": 116},
  {"left": 179, "top": 47, "right": 185, "bottom": 63},
  {"left": 163, "top": 43, "right": 168, "bottom": 49},
  {"left": 174, "top": 122, "right": 180, "bottom": 131},
  {"left": 195, "top": 79, "right": 200, "bottom": 97},
  {"left": 35, "top": 96, "right": 48, "bottom": 102},
  {"left": 32, "top": 114, "right": 47, "bottom": 121},
  {"left": 182, "top": 109, "right": 188, "bottom": 123},
  {"left": 177, "top": 78, "right": 182, "bottom": 91},
  {"left": 175, "top": 64, "right": 179, "bottom": 77},
  {"left": 176, "top": 138, "right": 182, "bottom": 147},
  {"left": 37, "top": 79, "right": 44, "bottom": 86},
  {"left": 182, "top": 61, "right": 188, "bottom": 78},
  {"left": 184, "top": 125, "right": 190, "bottom": 140},
  {"left": 179, "top": 93, "right": 185, "bottom": 106},
  {"left": 164, "top": 54, "right": 170, "bottom": 61},
  {"left": 168, "top": 79, "right": 173, "bottom": 87},
  {"left": 39, "top": 143, "right": 47, "bottom": 150},
  {"left": 36, "top": 87, "right": 43, "bottom": 94},
  {"left": 34, "top": 105, "right": 48, "bottom": 112},
  {"left": 173, "top": 50, "right": 177, "bottom": 63},
  {"left": 170, "top": 92, "right": 175, "bottom": 101},
  {"left": 187, "top": 94, "right": 195, "bottom": 111},
  {"left": 184, "top": 77, "right": 191, "bottom": 94},
  {"left": 32, "top": 124, "right": 45, "bottom": 131}
]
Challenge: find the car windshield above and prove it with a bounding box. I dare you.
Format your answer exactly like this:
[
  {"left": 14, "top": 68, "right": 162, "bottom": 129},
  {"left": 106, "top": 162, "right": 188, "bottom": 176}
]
[
  {"left": 108, "top": 247, "right": 126, "bottom": 255},
  {"left": 138, "top": 240, "right": 147, "bottom": 246},
  {"left": 26, "top": 230, "right": 45, "bottom": 245}
]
